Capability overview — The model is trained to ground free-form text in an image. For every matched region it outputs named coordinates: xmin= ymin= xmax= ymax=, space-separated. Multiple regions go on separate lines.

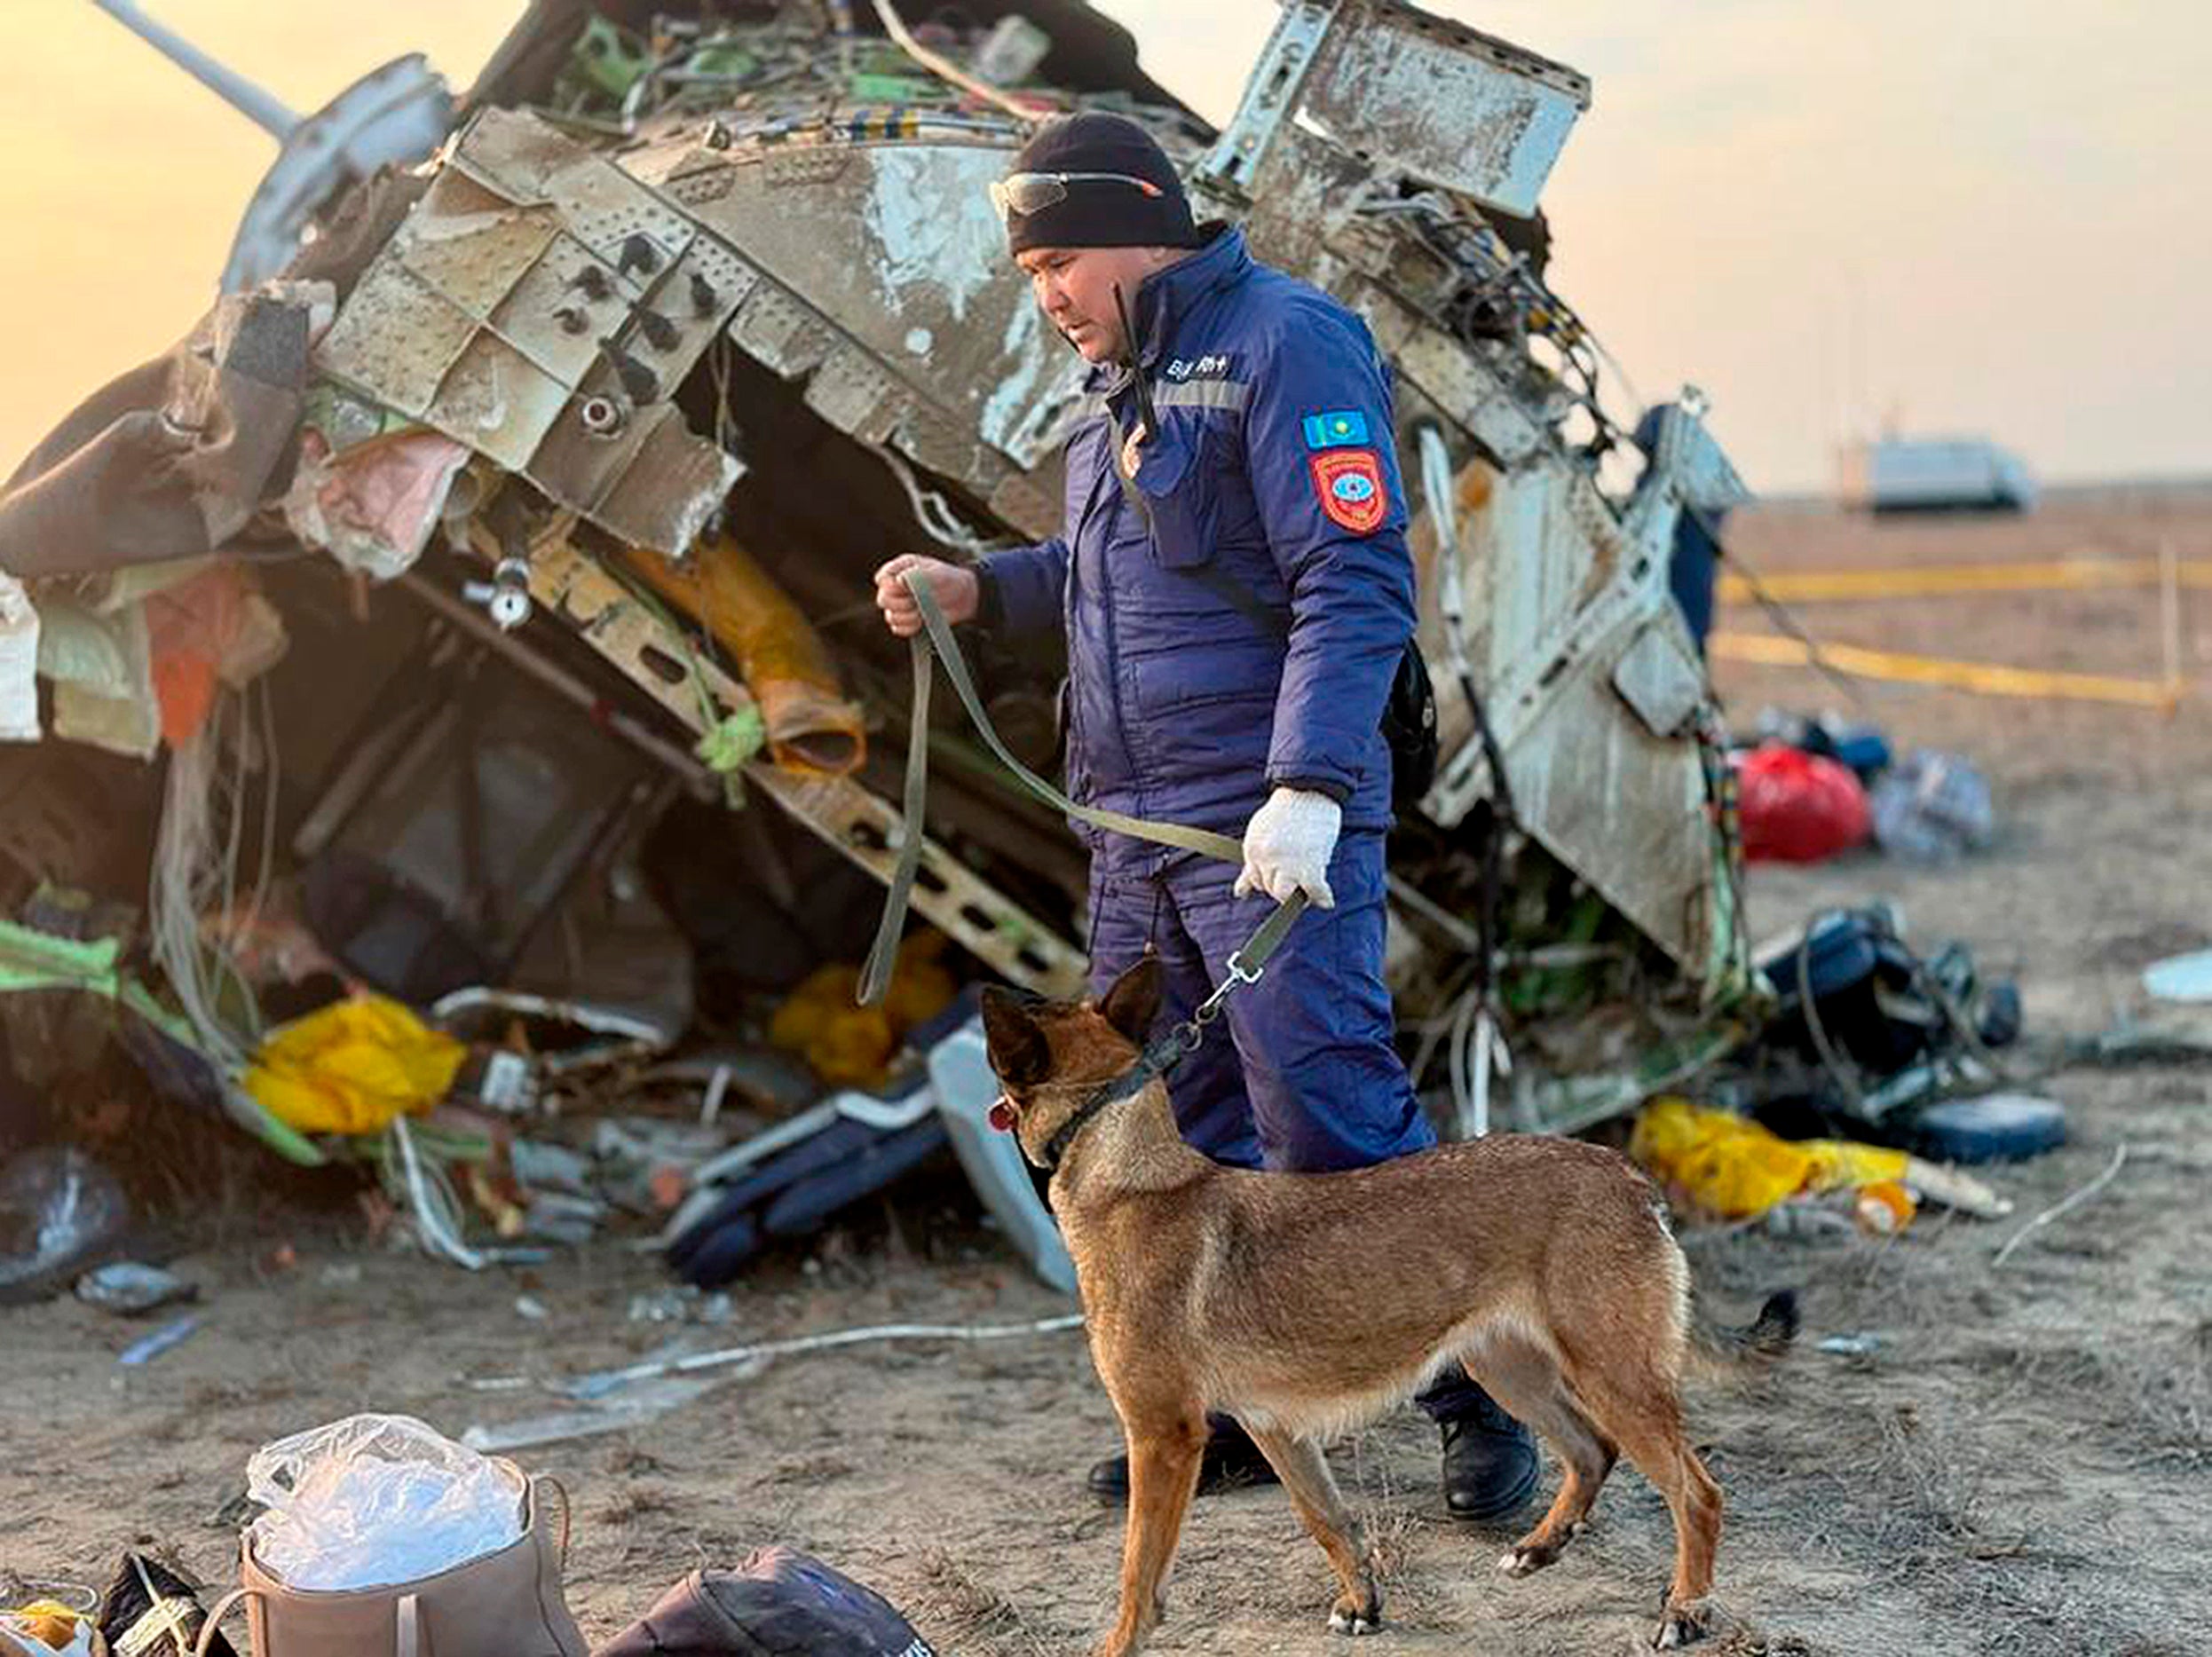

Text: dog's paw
xmin=1497 ymin=1543 xmax=1558 ymax=1578
xmin=1328 ymin=1587 xmax=1382 ymax=1637
xmin=1649 ymin=1599 xmax=1711 ymax=1649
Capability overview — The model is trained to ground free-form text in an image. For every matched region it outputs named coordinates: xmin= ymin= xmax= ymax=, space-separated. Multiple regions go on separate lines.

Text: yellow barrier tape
xmin=1710 ymin=631 xmax=2185 ymax=709
xmin=1718 ymin=556 xmax=2212 ymax=605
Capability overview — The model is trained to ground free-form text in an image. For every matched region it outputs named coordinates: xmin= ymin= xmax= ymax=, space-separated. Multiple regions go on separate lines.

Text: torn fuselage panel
xmin=314 ymin=107 xmax=747 ymax=556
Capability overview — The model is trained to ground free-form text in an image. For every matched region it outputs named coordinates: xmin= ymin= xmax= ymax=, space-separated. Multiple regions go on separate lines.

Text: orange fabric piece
xmin=619 ymin=535 xmax=865 ymax=776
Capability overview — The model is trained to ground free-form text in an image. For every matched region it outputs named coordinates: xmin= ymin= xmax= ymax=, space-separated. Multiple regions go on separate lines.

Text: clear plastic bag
xmin=247 ymin=1414 xmax=524 ymax=1590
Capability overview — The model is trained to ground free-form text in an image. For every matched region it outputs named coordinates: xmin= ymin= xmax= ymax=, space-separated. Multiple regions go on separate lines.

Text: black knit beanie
xmin=1001 ymin=113 xmax=1198 ymax=255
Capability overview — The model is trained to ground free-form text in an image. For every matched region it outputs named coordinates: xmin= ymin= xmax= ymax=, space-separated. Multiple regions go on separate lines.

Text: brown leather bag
xmin=193 ymin=1465 xmax=587 ymax=1657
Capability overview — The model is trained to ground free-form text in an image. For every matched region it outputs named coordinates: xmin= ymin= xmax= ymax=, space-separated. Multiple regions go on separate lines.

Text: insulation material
xmin=145 ymin=563 xmax=291 ymax=748
xmin=282 ymin=428 xmax=474 ymax=581
xmin=40 ymin=599 xmax=159 ymax=760
xmin=617 ymin=535 xmax=866 ymax=777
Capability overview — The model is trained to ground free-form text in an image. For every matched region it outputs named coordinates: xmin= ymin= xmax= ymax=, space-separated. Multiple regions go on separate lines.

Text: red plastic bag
xmin=1734 ymin=745 xmax=1871 ymax=864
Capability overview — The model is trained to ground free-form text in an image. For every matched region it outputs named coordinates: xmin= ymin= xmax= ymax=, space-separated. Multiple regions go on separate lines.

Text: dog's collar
xmin=1032 ymin=896 xmax=1310 ymax=1172
xmin=1038 ymin=1024 xmax=1197 ymax=1172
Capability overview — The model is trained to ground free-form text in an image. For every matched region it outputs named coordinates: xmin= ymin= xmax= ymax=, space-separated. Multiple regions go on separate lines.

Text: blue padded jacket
xmin=981 ymin=226 xmax=1416 ymax=871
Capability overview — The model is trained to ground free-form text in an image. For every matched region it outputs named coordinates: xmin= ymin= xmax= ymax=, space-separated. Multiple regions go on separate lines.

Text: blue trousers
xmin=1086 ymin=831 xmax=1483 ymax=1423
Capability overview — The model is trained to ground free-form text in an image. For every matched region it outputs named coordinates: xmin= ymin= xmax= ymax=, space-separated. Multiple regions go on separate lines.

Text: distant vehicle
xmin=1838 ymin=437 xmax=2038 ymax=514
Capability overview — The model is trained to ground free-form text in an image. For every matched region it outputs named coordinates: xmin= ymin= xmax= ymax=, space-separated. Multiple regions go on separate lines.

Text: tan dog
xmin=981 ymin=959 xmax=1794 ymax=1656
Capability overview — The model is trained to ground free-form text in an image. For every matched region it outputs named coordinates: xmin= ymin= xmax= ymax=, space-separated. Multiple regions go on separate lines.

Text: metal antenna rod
xmin=88 ymin=0 xmax=300 ymax=140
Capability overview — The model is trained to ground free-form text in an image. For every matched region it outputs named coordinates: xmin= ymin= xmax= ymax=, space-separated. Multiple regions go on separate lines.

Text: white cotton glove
xmin=1235 ymin=787 xmax=1342 ymax=908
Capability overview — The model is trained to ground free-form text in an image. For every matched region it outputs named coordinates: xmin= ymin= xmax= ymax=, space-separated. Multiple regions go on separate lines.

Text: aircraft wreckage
xmin=1 ymin=0 xmax=1755 ymax=1270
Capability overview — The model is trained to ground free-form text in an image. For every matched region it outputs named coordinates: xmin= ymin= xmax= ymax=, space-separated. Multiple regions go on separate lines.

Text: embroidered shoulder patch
xmin=1301 ymin=410 xmax=1371 ymax=450
xmin=1309 ymin=448 xmax=1388 ymax=533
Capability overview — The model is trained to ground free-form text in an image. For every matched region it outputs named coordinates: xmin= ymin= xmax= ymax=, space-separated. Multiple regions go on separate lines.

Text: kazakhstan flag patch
xmin=1300 ymin=410 xmax=1371 ymax=451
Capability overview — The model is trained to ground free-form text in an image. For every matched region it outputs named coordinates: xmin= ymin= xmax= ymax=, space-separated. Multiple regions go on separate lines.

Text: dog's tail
xmin=1688 ymin=1289 xmax=1800 ymax=1379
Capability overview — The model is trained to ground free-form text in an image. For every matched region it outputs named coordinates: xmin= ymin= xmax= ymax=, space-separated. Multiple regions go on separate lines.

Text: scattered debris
xmin=1631 ymin=1097 xmax=2011 ymax=1226
xmin=0 ymin=0 xmax=1774 ymax=1236
xmin=592 ymin=1550 xmax=930 ymax=1657
xmin=2060 ymin=1022 xmax=2212 ymax=1067
xmin=1740 ymin=905 xmax=2022 ymax=1128
xmin=567 ymin=1312 xmax=1088 ymax=1401
xmin=1752 ymin=708 xmax=1892 ymax=783
xmin=95 ymin=1551 xmax=239 ymax=1657
xmin=75 ymin=1261 xmax=197 ymax=1317
xmin=1869 ymin=750 xmax=1996 ymax=862
xmin=1734 ymin=745 xmax=1871 ymax=865
xmin=0 ymin=1148 xmax=130 ymax=1306
xmin=1992 ymin=1143 xmax=2130 ymax=1268
xmin=244 ymin=994 xmax=467 ymax=1137
xmin=117 ymin=1314 xmax=203 ymax=1368
xmin=1816 ymin=1333 xmax=1883 ymax=1357
xmin=462 ymin=1370 xmax=746 ymax=1455
xmin=2143 ymin=949 xmax=2212 ymax=1004
xmin=1913 ymin=1093 xmax=2068 ymax=1165
xmin=628 ymin=1285 xmax=734 ymax=1325
xmin=0 ymin=1601 xmax=101 ymax=1657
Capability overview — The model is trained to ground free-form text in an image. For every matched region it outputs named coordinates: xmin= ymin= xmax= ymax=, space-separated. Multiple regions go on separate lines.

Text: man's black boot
xmin=1439 ymin=1391 xmax=1540 ymax=1522
xmin=1086 ymin=1414 xmax=1280 ymax=1503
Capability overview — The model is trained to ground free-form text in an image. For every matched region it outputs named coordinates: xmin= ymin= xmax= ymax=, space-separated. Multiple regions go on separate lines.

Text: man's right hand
xmin=874 ymin=555 xmax=980 ymax=638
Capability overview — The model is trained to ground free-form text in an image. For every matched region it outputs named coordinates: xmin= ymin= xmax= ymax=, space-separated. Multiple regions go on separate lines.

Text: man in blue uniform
xmin=875 ymin=114 xmax=1537 ymax=1521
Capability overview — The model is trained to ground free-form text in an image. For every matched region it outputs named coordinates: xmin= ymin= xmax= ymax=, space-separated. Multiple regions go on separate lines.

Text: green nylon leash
xmin=857 ymin=571 xmax=1306 ymax=1006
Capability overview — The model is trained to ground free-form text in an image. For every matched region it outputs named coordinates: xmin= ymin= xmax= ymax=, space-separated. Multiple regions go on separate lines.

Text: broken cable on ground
xmin=568 ymin=1312 xmax=1086 ymax=1399
xmin=1991 ymin=1142 xmax=2130 ymax=1268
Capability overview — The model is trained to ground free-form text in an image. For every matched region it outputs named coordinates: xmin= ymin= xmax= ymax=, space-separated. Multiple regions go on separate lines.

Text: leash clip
xmin=1189 ymin=958 xmax=1257 ymax=1030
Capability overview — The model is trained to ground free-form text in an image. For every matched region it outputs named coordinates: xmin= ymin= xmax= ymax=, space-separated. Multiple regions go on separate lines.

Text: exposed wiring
xmin=387 ymin=1115 xmax=487 ymax=1272
xmin=871 ymin=0 xmax=1040 ymax=126
xmin=150 ymin=683 xmax=277 ymax=1077
xmin=868 ymin=439 xmax=1009 ymax=558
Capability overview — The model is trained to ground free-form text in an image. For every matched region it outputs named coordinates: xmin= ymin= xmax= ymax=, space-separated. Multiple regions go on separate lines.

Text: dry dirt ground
xmin=5 ymin=493 xmax=2210 ymax=1655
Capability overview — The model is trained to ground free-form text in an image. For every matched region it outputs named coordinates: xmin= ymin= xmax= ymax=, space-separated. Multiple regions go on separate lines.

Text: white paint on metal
xmin=1612 ymin=623 xmax=1707 ymax=738
xmin=905 ymin=327 xmax=934 ymax=355
xmin=1317 ymin=23 xmax=1584 ymax=215
xmin=864 ymin=148 xmax=1003 ymax=325
xmin=979 ymin=296 xmax=1056 ymax=460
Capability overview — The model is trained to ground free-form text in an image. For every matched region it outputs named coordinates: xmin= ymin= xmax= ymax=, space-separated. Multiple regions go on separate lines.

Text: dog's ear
xmin=981 ymin=986 xmax=1051 ymax=1086
xmin=1097 ymin=955 xmax=1164 ymax=1047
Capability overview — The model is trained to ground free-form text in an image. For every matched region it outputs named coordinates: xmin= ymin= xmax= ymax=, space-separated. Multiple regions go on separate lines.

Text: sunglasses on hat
xmin=988 ymin=170 xmax=1164 ymax=225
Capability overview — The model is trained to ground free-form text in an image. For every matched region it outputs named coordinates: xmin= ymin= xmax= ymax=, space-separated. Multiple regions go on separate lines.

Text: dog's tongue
xmin=987 ymin=1099 xmax=1018 ymax=1132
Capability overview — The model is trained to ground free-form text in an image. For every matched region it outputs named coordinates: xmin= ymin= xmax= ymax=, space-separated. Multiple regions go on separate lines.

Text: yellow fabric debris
xmin=244 ymin=995 xmax=467 ymax=1136
xmin=0 ymin=1602 xmax=99 ymax=1655
xmin=770 ymin=931 xmax=956 ymax=1090
xmin=1630 ymin=1096 xmax=1910 ymax=1221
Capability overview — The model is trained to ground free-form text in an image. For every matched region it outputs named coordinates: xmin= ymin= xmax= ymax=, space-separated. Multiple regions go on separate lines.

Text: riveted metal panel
xmin=428 ymin=331 xmax=570 ymax=471
xmin=317 ymin=258 xmax=478 ymax=418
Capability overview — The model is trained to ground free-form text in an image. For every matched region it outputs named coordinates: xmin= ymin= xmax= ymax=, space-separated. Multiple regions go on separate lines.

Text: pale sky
xmin=2 ymin=2 xmax=2204 ymax=495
